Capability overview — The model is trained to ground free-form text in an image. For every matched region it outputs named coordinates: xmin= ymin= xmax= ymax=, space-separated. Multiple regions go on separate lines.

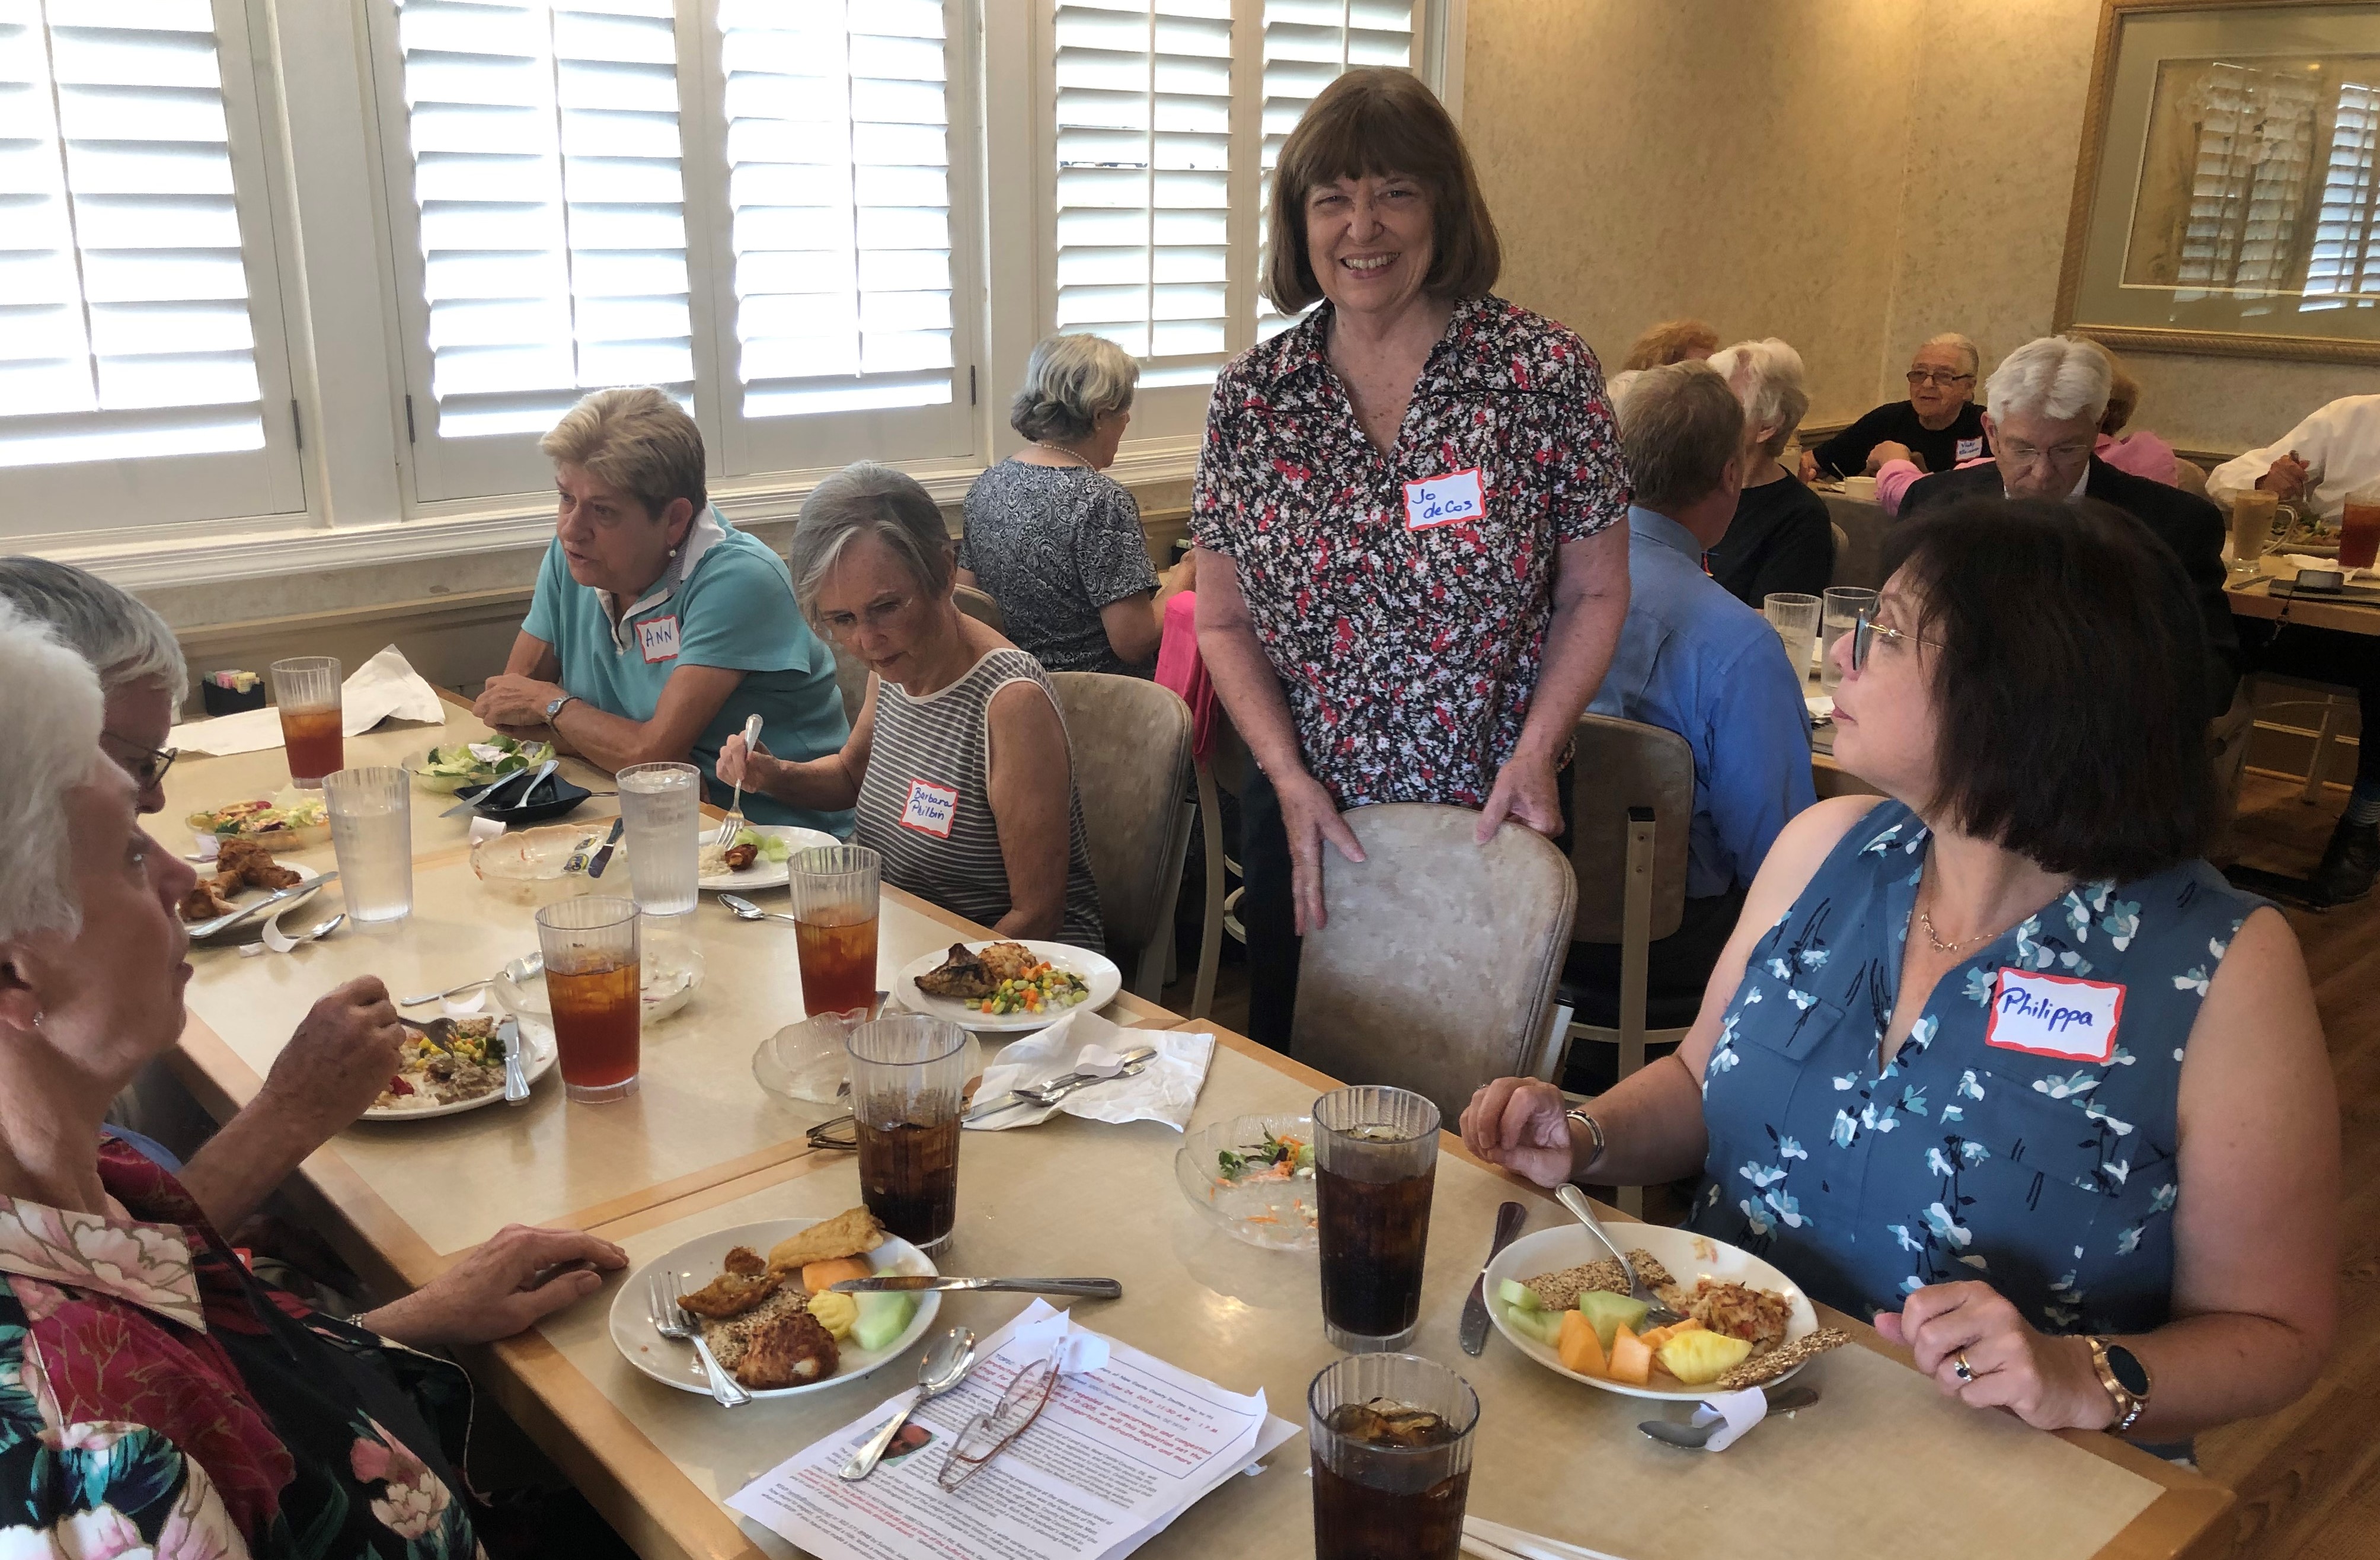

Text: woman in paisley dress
xmin=0 ymin=599 xmax=627 ymax=1556
xmin=1464 ymin=498 xmax=2337 ymax=1448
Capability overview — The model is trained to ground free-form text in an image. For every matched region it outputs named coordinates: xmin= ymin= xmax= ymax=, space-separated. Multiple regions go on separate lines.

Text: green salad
xmin=411 ymin=736 xmax=554 ymax=792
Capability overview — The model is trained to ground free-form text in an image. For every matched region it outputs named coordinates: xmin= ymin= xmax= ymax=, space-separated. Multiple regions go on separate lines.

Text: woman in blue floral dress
xmin=1465 ymin=499 xmax=2339 ymax=1448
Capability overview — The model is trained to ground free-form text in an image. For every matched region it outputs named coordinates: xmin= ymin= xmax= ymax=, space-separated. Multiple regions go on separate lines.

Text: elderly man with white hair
xmin=1901 ymin=333 xmax=2241 ymax=719
xmin=1803 ymin=331 xmax=1991 ymax=480
xmin=1703 ymin=337 xmax=1834 ymax=606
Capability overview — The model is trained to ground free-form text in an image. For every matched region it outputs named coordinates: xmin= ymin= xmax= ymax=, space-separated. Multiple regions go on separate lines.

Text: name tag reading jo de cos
xmin=1403 ymin=468 xmax=1487 ymax=531
xmin=1983 ymin=967 xmax=2124 ymax=1064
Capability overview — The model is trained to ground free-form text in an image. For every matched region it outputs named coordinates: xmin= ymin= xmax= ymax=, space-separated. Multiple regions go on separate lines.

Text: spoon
xmin=720 ymin=892 xmax=801 ymax=926
xmin=1638 ymin=1385 xmax=1820 ymax=1449
xmin=1554 ymin=1185 xmax=1682 ymax=1327
xmin=290 ymin=912 xmax=345 ymax=946
xmin=839 ymin=1326 xmax=980 ymax=1481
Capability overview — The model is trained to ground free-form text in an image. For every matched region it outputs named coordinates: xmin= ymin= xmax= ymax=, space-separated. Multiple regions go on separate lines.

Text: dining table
xmin=2224 ymin=548 xmax=2380 ymax=637
xmin=156 ymin=694 xmax=2230 ymax=1560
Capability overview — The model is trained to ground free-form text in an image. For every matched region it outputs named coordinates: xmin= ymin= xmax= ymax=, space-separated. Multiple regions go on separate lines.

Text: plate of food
xmin=697 ymin=824 xmax=840 ymax=892
xmin=186 ymin=792 xmax=330 ymax=849
xmin=1174 ymin=1114 xmax=1319 ymax=1251
xmin=403 ymin=737 xmax=555 ymax=795
xmin=609 ymin=1207 xmax=941 ymax=1400
xmin=178 ymin=841 xmax=327 ymax=938
xmin=895 ymin=939 xmax=1122 ymax=1033
xmin=1483 ymin=1223 xmax=1848 ymax=1401
xmin=363 ymin=1016 xmax=554 ymax=1120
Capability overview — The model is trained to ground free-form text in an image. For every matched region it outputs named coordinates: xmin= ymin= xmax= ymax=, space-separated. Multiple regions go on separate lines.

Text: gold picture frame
xmin=2058 ymin=0 xmax=2380 ymax=365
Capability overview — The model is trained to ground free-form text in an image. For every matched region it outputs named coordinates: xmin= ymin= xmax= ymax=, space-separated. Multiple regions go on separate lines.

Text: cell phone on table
xmin=2293 ymin=567 xmax=2346 ymax=595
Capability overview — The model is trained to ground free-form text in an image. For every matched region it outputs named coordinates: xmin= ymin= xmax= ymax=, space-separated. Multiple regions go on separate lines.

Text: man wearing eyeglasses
xmin=1801 ymin=333 xmax=1991 ymax=481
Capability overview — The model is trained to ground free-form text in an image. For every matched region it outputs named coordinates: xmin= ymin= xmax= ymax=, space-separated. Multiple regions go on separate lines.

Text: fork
xmin=645 ymin=1270 xmax=751 ymax=1407
xmin=1555 ymin=1185 xmax=1684 ymax=1327
xmin=712 ymin=713 xmax=763 ymax=850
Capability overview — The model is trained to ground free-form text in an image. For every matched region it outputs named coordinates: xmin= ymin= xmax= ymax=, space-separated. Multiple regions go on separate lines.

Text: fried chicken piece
xmin=733 ymin=1309 xmax=839 ymax=1390
xmin=677 ymin=1269 xmax=781 ymax=1319
xmin=721 ymin=841 xmax=759 ymax=872
xmin=977 ymin=942 xmax=1039 ymax=983
xmin=180 ymin=882 xmax=238 ymax=922
xmin=915 ymin=942 xmax=996 ymax=999
xmin=215 ymin=838 xmax=300 ymax=892
xmin=765 ymin=1207 xmax=886 ymax=1273
xmin=723 ymin=1245 xmax=766 ymax=1277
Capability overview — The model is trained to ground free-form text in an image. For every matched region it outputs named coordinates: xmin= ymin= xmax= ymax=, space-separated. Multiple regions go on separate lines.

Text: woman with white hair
xmin=958 ymin=334 xmax=1191 ymax=675
xmin=1702 ymin=339 xmax=1834 ymax=607
xmin=0 ymin=598 xmax=625 ymax=1553
xmin=719 ymin=463 xmax=1106 ymax=949
xmin=1804 ymin=332 xmax=1990 ymax=480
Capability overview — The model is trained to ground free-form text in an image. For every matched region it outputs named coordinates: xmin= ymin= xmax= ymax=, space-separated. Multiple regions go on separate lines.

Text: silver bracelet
xmin=1566 ymin=1106 xmax=1607 ymax=1178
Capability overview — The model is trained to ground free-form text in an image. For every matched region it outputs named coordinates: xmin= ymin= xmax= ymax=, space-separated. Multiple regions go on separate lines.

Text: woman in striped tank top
xmin=717 ymin=464 xmax=1106 ymax=949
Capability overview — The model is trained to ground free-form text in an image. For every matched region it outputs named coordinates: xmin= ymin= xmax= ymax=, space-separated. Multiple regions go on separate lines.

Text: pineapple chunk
xmin=1657 ymin=1329 xmax=1755 ymax=1386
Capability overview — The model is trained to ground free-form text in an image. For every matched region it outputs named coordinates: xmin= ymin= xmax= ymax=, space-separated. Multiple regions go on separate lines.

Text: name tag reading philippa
xmin=899 ymin=777 xmax=959 ymax=839
xmin=1983 ymin=968 xmax=2124 ymax=1063
xmin=1403 ymin=468 xmax=1485 ymax=531
xmin=636 ymin=614 xmax=682 ymax=663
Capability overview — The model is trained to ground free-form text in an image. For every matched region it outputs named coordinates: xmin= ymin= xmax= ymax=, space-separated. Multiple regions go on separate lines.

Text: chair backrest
xmin=1292 ymin=803 xmax=1577 ymax=1124
xmin=1823 ymin=493 xmax=1887 ymax=589
xmin=1567 ymin=713 xmax=1695 ymax=944
xmin=2173 ymin=456 xmax=2209 ymax=499
xmin=1049 ymin=671 xmax=1193 ymax=964
xmin=832 ymin=646 xmax=873 ymax=724
xmin=954 ymin=583 xmax=1005 ymax=630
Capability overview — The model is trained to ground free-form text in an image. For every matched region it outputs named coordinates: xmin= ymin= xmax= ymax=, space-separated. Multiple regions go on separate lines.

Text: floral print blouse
xmin=1189 ymin=295 xmax=1630 ymax=808
xmin=1688 ymin=801 xmax=2260 ymax=1339
xmin=0 ymin=1141 xmax=481 ymax=1558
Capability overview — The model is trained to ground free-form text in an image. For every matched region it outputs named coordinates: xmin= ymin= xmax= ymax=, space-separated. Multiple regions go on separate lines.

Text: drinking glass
xmin=846 ymin=1013 xmax=967 ymax=1252
xmin=322 ymin=766 xmax=412 ymax=923
xmin=269 ymin=656 xmax=343 ymax=789
xmin=791 ymin=845 xmax=881 ymax=1020
xmin=618 ymin=761 xmax=700 ymax=916
xmin=1308 ymin=1353 xmax=1479 ymax=1560
xmin=1313 ymin=1085 xmax=1440 ymax=1351
xmin=2228 ymin=490 xmax=2279 ymax=575
xmin=536 ymin=895 xmax=641 ymax=1103
xmin=1819 ymin=586 xmax=1877 ymax=694
xmin=2341 ymin=484 xmax=2380 ymax=573
xmin=1764 ymin=592 xmax=1822 ymax=685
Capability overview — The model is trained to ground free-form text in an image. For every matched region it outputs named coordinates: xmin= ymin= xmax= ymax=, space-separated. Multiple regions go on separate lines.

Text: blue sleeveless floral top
xmin=1686 ymin=801 xmax=2260 ymax=1337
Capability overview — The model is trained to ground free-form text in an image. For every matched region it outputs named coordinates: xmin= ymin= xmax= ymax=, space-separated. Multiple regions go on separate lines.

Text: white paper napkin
xmin=170 ymin=645 xmax=449 ymax=756
xmin=1685 ymin=1386 xmax=1769 ymax=1451
xmin=965 ymin=1007 xmax=1215 ymax=1132
xmin=2278 ymin=551 xmax=2378 ymax=580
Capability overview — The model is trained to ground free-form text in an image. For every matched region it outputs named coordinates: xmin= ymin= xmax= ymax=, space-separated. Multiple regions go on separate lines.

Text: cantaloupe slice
xmin=1557 ymin=1309 xmax=1607 ymax=1377
xmin=1637 ymin=1317 xmax=1705 ymax=1351
xmin=1606 ymin=1322 xmax=1654 ymax=1386
xmin=801 ymin=1256 xmax=873 ymax=1293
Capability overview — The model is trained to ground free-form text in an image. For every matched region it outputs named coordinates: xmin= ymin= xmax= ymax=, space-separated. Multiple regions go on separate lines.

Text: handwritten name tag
xmin=1983 ymin=968 xmax=2124 ymax=1063
xmin=637 ymin=614 xmax=682 ymax=663
xmin=1403 ymin=468 xmax=1486 ymax=531
xmin=898 ymin=777 xmax=959 ymax=839
xmin=1955 ymin=436 xmax=1985 ymax=462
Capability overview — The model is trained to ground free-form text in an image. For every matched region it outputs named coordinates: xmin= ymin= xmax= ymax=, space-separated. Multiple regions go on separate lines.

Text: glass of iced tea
xmin=1308 ymin=1353 xmax=1478 ymax=1560
xmin=2340 ymin=484 xmax=2380 ymax=573
xmin=845 ymin=1014 xmax=966 ymax=1252
xmin=790 ymin=844 xmax=880 ymax=1020
xmin=1314 ymin=1085 xmax=1440 ymax=1351
xmin=535 ymin=895 xmax=641 ymax=1103
xmin=269 ymin=656 xmax=343 ymax=789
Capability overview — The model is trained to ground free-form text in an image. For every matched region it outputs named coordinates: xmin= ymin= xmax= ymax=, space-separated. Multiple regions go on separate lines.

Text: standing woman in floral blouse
xmin=1191 ymin=68 xmax=1631 ymax=1048
xmin=1464 ymin=500 xmax=2338 ymax=1452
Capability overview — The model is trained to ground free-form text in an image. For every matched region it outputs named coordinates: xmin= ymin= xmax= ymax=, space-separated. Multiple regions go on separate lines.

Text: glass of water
xmin=618 ymin=761 xmax=701 ymax=916
xmin=1764 ymin=592 xmax=1822 ymax=687
xmin=322 ymin=766 xmax=413 ymax=923
xmin=1819 ymin=586 xmax=1877 ymax=693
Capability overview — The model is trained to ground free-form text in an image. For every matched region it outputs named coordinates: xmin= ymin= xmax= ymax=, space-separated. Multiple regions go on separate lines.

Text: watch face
xmin=2106 ymin=1344 xmax=2149 ymax=1395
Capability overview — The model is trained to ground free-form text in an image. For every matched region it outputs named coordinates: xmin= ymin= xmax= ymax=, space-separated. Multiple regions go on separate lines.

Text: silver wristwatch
xmin=1565 ymin=1106 xmax=1607 ymax=1177
xmin=545 ymin=693 xmax=579 ymax=724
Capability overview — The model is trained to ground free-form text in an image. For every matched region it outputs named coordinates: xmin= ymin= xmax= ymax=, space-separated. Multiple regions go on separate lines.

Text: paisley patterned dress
xmin=1688 ymin=800 xmax=2262 ymax=1340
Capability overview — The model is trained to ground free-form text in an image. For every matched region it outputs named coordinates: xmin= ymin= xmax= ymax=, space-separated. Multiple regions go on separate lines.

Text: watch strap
xmin=546 ymin=693 xmax=579 ymax=723
xmin=1564 ymin=1106 xmax=1607 ymax=1178
xmin=2087 ymin=1336 xmax=2148 ymax=1434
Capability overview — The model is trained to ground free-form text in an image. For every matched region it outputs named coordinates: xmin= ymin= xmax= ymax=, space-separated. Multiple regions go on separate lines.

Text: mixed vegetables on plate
xmin=973 ymin=959 xmax=1091 ymax=1017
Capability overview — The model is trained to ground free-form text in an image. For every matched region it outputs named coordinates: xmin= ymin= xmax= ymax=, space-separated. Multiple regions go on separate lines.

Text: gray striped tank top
xmin=855 ymin=647 xmax=1106 ymax=951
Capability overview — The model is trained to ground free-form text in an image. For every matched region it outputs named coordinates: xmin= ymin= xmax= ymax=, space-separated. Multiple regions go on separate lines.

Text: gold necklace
xmin=1917 ymin=908 xmax=2000 ymax=956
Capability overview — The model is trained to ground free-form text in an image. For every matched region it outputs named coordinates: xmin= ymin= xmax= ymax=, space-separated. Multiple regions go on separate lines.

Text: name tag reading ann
xmin=898 ymin=777 xmax=959 ymax=838
xmin=1403 ymin=468 xmax=1486 ymax=531
xmin=1983 ymin=968 xmax=2124 ymax=1063
xmin=637 ymin=614 xmax=682 ymax=663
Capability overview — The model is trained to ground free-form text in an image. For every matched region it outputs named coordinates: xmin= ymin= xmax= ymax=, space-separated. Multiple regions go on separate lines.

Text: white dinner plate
xmin=893 ymin=939 xmax=1123 ymax=1033
xmin=697 ymin=825 xmax=842 ymax=893
xmin=188 ymin=862 xmax=328 ymax=942
xmin=359 ymin=1019 xmax=557 ymax=1121
xmin=1483 ymin=1222 xmax=1822 ymax=1401
xmin=609 ymin=1217 xmax=942 ymax=1401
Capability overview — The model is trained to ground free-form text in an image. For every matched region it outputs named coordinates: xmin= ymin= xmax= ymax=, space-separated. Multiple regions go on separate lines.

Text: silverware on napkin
xmin=1459 ymin=1200 xmax=1529 ymax=1356
xmin=832 ymin=1275 xmax=1123 ymax=1300
xmin=964 ymin=1046 xmax=1159 ymax=1122
xmin=498 ymin=1015 xmax=531 ymax=1105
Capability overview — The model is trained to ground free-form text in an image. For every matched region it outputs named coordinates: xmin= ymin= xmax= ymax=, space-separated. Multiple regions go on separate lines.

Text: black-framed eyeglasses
xmin=1905 ymin=369 xmax=1975 ymax=388
xmin=1848 ymin=610 xmax=1945 ymax=673
xmin=101 ymin=730 xmax=178 ymax=790
xmin=938 ymin=1350 xmax=1062 ymax=1489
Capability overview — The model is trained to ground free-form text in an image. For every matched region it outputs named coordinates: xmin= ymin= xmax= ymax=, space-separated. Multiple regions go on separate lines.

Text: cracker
xmin=1712 ymin=1326 xmax=1851 ymax=1391
xmin=1522 ymin=1249 xmax=1676 ymax=1310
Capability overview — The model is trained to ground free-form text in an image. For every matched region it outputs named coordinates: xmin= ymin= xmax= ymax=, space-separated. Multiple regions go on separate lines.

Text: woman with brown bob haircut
xmin=1192 ymin=66 xmax=1632 ymax=1049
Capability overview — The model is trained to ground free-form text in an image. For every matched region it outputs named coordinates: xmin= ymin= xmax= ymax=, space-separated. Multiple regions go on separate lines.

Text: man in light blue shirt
xmin=1569 ymin=363 xmax=1814 ymax=1068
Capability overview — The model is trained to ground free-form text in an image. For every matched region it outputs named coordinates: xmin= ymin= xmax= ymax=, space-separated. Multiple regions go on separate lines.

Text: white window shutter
xmin=1257 ymin=0 xmax=1411 ymax=338
xmin=0 ymin=0 xmax=267 ymax=468
xmin=391 ymin=0 xmax=692 ymax=441
xmin=720 ymin=0 xmax=956 ymax=419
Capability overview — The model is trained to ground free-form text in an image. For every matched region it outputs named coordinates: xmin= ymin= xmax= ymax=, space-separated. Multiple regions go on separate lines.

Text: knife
xmin=584 ymin=816 xmax=627 ymax=878
xmin=441 ymin=758 xmax=557 ymax=819
xmin=498 ymin=1015 xmax=531 ymax=1105
xmin=963 ymin=1046 xmax=1159 ymax=1123
xmin=187 ymin=872 xmax=342 ymax=939
xmin=832 ymin=1276 xmax=1123 ymax=1300
xmin=1459 ymin=1200 xmax=1530 ymax=1355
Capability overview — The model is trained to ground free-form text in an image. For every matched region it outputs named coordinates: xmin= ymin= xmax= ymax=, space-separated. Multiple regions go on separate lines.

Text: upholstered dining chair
xmin=1292 ymin=803 xmax=1577 ymax=1127
xmin=1049 ymin=672 xmax=1202 ymax=1005
xmin=954 ymin=583 xmax=1005 ymax=631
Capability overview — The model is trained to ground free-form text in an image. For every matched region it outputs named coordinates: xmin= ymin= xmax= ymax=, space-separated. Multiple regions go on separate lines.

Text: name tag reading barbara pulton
xmin=1403 ymin=468 xmax=1485 ymax=531
xmin=1983 ymin=967 xmax=2124 ymax=1063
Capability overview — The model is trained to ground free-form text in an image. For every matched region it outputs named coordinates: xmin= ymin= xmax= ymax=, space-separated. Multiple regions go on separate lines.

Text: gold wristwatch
xmin=2087 ymin=1337 xmax=2151 ymax=1434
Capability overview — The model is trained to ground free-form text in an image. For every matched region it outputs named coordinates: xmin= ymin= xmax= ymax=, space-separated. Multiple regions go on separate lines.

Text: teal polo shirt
xmin=522 ymin=506 xmax=853 ymax=837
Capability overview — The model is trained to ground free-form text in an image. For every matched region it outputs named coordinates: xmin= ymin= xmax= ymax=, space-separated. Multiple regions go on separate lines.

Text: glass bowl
xmin=1173 ymin=1113 xmax=1321 ymax=1252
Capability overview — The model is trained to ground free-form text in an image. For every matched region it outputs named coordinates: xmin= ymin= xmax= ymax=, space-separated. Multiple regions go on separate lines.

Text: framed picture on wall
xmin=2058 ymin=0 xmax=2380 ymax=364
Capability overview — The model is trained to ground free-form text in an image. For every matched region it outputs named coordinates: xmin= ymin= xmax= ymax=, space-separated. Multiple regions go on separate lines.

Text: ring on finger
xmin=1952 ymin=1351 xmax=1976 ymax=1385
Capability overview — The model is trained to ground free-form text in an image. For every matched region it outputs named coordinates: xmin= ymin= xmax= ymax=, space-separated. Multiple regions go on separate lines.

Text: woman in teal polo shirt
xmin=472 ymin=388 xmax=852 ymax=837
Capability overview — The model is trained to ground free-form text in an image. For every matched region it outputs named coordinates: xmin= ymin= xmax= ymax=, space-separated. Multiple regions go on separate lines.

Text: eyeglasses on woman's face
xmin=101 ymin=729 xmax=178 ymax=791
xmin=1848 ymin=608 xmax=1946 ymax=674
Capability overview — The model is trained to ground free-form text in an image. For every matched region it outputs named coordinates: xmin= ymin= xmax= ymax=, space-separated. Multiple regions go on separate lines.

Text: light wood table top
xmin=2225 ymin=553 xmax=2380 ymax=636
